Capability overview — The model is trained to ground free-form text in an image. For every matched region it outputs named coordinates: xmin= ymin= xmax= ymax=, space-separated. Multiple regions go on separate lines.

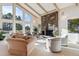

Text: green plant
xmin=68 ymin=18 xmax=79 ymax=33
xmin=0 ymin=32 xmax=5 ymax=41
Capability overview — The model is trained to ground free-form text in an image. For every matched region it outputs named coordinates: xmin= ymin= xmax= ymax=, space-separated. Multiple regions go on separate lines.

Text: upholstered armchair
xmin=7 ymin=38 xmax=27 ymax=56
xmin=7 ymin=36 xmax=35 ymax=56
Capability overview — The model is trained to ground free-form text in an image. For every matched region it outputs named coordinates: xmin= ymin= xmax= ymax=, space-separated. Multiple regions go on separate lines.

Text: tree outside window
xmin=16 ymin=7 xmax=23 ymax=20
xmin=3 ymin=23 xmax=13 ymax=31
xmin=16 ymin=23 xmax=22 ymax=30
xmin=2 ymin=4 xmax=13 ymax=19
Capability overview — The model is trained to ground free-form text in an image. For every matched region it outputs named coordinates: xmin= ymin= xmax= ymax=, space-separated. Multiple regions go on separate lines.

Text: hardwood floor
xmin=0 ymin=41 xmax=79 ymax=56
xmin=30 ymin=42 xmax=79 ymax=56
xmin=30 ymin=46 xmax=79 ymax=56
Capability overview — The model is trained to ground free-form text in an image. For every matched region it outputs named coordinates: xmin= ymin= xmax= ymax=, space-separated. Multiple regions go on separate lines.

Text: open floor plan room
xmin=0 ymin=3 xmax=79 ymax=56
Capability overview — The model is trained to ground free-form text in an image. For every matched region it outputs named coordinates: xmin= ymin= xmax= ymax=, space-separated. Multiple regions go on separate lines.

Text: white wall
xmin=59 ymin=5 xmax=79 ymax=43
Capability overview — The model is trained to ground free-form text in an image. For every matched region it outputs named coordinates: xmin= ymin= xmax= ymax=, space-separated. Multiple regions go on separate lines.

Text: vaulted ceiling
xmin=18 ymin=3 xmax=78 ymax=17
xmin=25 ymin=3 xmax=75 ymax=16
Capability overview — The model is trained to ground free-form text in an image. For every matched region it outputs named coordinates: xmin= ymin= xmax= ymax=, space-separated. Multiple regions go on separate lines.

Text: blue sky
xmin=2 ymin=5 xmax=32 ymax=21
xmin=2 ymin=6 xmax=12 ymax=14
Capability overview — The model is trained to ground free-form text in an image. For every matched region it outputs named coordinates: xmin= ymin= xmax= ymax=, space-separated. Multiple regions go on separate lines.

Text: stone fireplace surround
xmin=41 ymin=11 xmax=58 ymax=36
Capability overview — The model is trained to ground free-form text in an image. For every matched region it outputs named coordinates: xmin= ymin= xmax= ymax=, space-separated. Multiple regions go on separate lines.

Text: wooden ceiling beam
xmin=17 ymin=3 xmax=40 ymax=18
xmin=53 ymin=3 xmax=60 ymax=11
xmin=25 ymin=3 xmax=41 ymax=16
xmin=37 ymin=3 xmax=48 ymax=13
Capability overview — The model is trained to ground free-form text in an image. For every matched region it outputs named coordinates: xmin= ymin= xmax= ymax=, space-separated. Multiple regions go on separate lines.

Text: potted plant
xmin=0 ymin=32 xmax=5 ymax=41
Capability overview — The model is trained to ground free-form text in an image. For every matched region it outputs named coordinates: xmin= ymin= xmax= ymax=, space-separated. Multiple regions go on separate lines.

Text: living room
xmin=0 ymin=3 xmax=79 ymax=56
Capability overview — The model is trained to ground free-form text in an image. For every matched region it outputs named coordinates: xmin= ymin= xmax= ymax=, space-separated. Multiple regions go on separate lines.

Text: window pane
xmin=3 ymin=23 xmax=13 ymax=31
xmin=25 ymin=24 xmax=31 ymax=35
xmin=2 ymin=5 xmax=13 ymax=19
xmin=16 ymin=7 xmax=23 ymax=20
xmin=16 ymin=23 xmax=22 ymax=30
xmin=24 ymin=13 xmax=32 ymax=22
xmin=25 ymin=26 xmax=30 ymax=30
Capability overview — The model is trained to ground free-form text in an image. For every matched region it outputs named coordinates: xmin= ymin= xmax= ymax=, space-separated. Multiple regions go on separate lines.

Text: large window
xmin=2 ymin=4 xmax=13 ymax=19
xmin=3 ymin=23 xmax=13 ymax=31
xmin=16 ymin=7 xmax=23 ymax=20
xmin=24 ymin=13 xmax=32 ymax=22
xmin=24 ymin=13 xmax=32 ymax=34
